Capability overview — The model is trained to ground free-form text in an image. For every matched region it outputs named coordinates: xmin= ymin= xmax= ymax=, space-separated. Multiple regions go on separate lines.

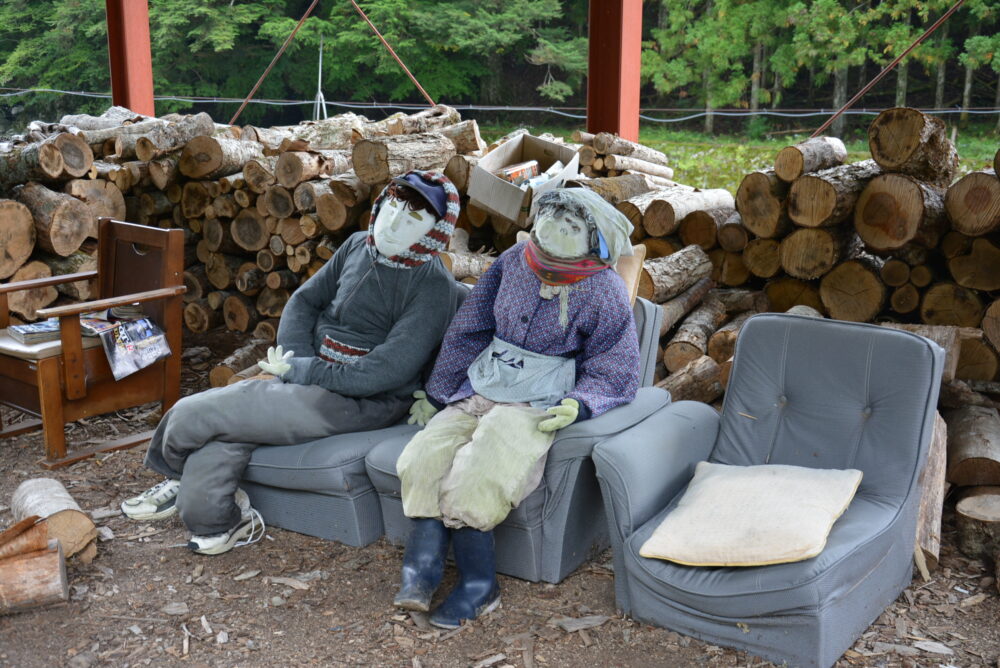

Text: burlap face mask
xmin=532 ymin=209 xmax=590 ymax=260
xmin=372 ymin=197 xmax=436 ymax=258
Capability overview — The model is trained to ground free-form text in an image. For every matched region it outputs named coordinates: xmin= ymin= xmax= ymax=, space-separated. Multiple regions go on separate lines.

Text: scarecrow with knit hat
xmin=394 ymin=187 xmax=641 ymax=629
xmin=120 ymin=170 xmax=461 ymax=556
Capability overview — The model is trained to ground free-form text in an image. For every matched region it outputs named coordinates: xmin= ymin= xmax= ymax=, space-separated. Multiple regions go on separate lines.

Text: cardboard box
xmin=468 ymin=134 xmax=580 ymax=227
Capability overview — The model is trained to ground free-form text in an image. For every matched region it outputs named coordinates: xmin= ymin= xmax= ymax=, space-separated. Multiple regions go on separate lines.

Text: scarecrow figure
xmin=121 ymin=171 xmax=460 ymax=555
xmin=394 ymin=188 xmax=641 ymax=628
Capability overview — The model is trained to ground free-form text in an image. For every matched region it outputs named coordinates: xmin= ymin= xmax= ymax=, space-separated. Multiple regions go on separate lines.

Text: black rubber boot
xmin=429 ymin=527 xmax=501 ymax=629
xmin=393 ymin=518 xmax=450 ymax=612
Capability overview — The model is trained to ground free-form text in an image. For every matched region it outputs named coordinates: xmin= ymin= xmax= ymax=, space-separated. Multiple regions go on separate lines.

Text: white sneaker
xmin=121 ymin=479 xmax=181 ymax=520
xmin=187 ymin=489 xmax=266 ymax=556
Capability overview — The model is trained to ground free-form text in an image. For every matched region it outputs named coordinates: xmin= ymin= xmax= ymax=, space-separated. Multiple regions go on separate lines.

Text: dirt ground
xmin=2 ymin=331 xmax=1000 ymax=668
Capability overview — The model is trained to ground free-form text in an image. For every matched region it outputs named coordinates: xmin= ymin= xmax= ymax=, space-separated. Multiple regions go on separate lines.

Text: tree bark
xmin=12 ymin=478 xmax=96 ymax=559
xmin=659 ymin=277 xmax=714 ymax=336
xmin=243 ymin=156 xmax=280 ymax=194
xmin=663 ymin=296 xmax=727 ymax=372
xmin=35 ymin=250 xmax=97 ymax=300
xmin=179 ymin=136 xmax=264 ymax=179
xmin=592 ymin=133 xmax=670 ymax=167
xmin=568 ymin=174 xmax=662 ymax=205
xmin=707 ymin=310 xmax=758 ymax=363
xmin=205 ymin=253 xmax=245 ymax=290
xmin=64 ymin=179 xmax=126 ymax=225
xmin=445 ymin=154 xmax=479 ymax=193
xmin=351 ymin=133 xmax=456 ymax=185
xmin=638 ymin=245 xmax=713 ymax=303
xmin=915 ymin=413 xmax=947 ymax=573
xmin=209 ymin=339 xmax=270 ymax=387
xmin=0 ymin=141 xmax=64 ymax=190
xmin=0 ymin=539 xmax=67 ymax=615
xmin=134 ymin=112 xmax=215 ymax=161
xmin=434 ymin=119 xmax=486 ymax=155
xmin=644 ymin=188 xmax=733 ymax=237
xmin=868 ymin=108 xmax=958 ymax=187
xmin=679 ymin=206 xmax=734 ymax=250
xmin=655 ymin=355 xmax=723 ymax=403
xmin=774 ymin=137 xmax=847 ymax=182
xmin=15 ymin=182 xmax=91 ymax=256
xmin=946 ymin=405 xmax=1000 ymax=486
xmin=788 ymin=160 xmax=881 ymax=227
xmin=0 ymin=199 xmax=35 ymax=279
xmin=275 ymin=150 xmax=350 ymax=188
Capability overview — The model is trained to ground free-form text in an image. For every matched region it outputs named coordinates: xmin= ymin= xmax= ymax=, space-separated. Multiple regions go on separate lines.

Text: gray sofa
xmin=592 ymin=314 xmax=944 ymax=668
xmin=364 ymin=296 xmax=667 ymax=583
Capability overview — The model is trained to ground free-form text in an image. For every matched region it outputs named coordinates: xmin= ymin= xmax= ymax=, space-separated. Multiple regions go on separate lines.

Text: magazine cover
xmin=7 ymin=318 xmax=61 ymax=343
xmin=100 ymin=317 xmax=171 ymax=381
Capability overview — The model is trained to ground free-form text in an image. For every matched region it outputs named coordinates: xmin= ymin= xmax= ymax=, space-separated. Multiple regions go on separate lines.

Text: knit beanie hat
xmin=367 ymin=170 xmax=459 ymax=268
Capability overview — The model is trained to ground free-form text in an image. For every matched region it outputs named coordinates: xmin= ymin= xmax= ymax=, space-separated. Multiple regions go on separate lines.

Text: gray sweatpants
xmin=144 ymin=378 xmax=408 ymax=535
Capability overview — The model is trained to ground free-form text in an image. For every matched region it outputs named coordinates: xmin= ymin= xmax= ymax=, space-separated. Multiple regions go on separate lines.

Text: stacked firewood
xmin=575 ymin=130 xmax=675 ymax=182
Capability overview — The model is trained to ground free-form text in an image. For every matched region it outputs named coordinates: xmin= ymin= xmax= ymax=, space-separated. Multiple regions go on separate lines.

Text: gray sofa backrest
xmin=712 ymin=314 xmax=943 ymax=499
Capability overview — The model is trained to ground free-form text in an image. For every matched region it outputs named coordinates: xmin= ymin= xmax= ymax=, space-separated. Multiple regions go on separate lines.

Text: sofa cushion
xmin=639 ymin=461 xmax=862 ymax=566
xmin=244 ymin=423 xmax=420 ymax=495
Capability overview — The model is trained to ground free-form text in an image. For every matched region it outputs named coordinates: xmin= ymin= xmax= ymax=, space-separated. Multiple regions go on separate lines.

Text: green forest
xmin=0 ymin=0 xmax=998 ymax=136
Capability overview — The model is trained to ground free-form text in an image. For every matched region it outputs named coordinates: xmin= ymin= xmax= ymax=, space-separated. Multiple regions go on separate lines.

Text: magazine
xmin=99 ymin=317 xmax=172 ymax=381
xmin=7 ymin=318 xmax=61 ymax=344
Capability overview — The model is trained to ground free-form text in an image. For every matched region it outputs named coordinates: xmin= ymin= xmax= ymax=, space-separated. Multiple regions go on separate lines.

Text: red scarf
xmin=523 ymin=238 xmax=607 ymax=286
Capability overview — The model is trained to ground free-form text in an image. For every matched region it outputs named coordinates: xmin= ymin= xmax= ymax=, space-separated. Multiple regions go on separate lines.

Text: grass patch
xmin=478 ymin=123 xmax=998 ymax=194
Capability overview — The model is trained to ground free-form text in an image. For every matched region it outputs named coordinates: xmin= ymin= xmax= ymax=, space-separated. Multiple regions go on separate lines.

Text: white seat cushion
xmin=0 ymin=330 xmax=102 ymax=361
xmin=639 ymin=461 xmax=862 ymax=567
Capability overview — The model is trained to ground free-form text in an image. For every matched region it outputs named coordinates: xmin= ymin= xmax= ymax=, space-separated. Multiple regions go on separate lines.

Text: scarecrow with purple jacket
xmin=393 ymin=188 xmax=641 ymax=628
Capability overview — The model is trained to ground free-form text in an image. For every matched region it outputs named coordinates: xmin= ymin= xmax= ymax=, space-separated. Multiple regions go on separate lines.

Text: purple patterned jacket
xmin=425 ymin=242 xmax=640 ymax=420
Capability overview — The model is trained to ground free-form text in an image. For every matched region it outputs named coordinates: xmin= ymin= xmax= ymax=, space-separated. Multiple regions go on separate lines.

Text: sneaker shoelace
xmin=136 ymin=479 xmax=177 ymax=503
xmin=235 ymin=507 xmax=266 ymax=548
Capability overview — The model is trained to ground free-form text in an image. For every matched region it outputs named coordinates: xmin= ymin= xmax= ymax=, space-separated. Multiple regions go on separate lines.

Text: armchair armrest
xmin=593 ymin=400 xmax=719 ymax=614
xmin=35 ymin=286 xmax=186 ymax=319
xmin=594 ymin=400 xmax=719 ymax=545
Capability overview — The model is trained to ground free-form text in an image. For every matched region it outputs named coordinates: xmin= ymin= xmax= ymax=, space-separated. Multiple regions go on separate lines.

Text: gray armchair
xmin=593 ymin=314 xmax=944 ymax=668
xmin=364 ymin=296 xmax=667 ymax=583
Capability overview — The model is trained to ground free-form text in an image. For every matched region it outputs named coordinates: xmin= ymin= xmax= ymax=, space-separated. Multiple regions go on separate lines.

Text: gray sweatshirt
xmin=277 ymin=231 xmax=456 ymax=398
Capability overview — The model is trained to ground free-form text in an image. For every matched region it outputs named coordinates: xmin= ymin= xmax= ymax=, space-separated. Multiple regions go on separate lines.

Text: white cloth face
xmin=533 ymin=208 xmax=590 ymax=259
xmin=372 ymin=197 xmax=436 ymax=258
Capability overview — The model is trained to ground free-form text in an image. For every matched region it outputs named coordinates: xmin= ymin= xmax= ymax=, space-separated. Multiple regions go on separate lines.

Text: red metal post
xmin=105 ymin=0 xmax=155 ymax=116
xmin=586 ymin=0 xmax=642 ymax=142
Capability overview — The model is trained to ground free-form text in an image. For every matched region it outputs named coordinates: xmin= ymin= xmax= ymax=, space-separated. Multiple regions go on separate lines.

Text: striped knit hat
xmin=367 ymin=170 xmax=459 ymax=269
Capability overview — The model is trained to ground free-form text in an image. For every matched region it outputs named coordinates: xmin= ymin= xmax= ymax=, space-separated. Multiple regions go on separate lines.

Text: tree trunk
xmin=183 ymin=299 xmax=222 ymax=333
xmin=223 ymin=293 xmax=259 ymax=333
xmin=708 ymin=249 xmax=749 ymax=287
xmin=0 ymin=200 xmax=36 ymax=279
xmin=351 ymin=133 xmax=456 ymax=185
xmin=663 ymin=296 xmax=727 ymax=372
xmin=638 ymin=245 xmax=714 ymax=303
xmin=0 ymin=539 xmax=67 ymax=615
xmin=0 ymin=141 xmax=64 ymax=190
xmin=275 ymin=150 xmax=350 ymax=189
xmin=569 ymin=174 xmax=659 ymax=205
xmin=736 ymin=170 xmax=790 ymax=238
xmin=880 ymin=258 xmax=910 ymax=287
xmin=181 ymin=181 xmax=210 ymax=219
xmin=750 ymin=41 xmax=763 ymax=113
xmin=234 ymin=263 xmax=266 ymax=297
xmin=243 ymin=156 xmax=280 ymax=194
xmin=890 ymin=283 xmax=921 ymax=315
xmin=715 ymin=211 xmax=749 ymax=252
xmin=773 ymin=137 xmax=847 ymax=183
xmin=788 ymin=160 xmax=881 ymax=227
xmin=949 ymin=237 xmax=1000 ymax=291
xmin=64 ymin=179 xmax=126 ymax=225
xmin=707 ymin=310 xmax=758 ymax=363
xmin=921 ymin=282 xmax=984 ymax=327
xmin=209 ymin=339 xmax=270 ymax=387
xmin=205 ymin=253 xmax=245 ymax=290
xmin=434 ymin=119 xmax=486 ymax=155
xmin=710 ymin=288 xmax=768 ymax=314
xmin=935 ymin=24 xmax=948 ymax=109
xmin=915 ymin=413 xmax=947 ymax=573
xmin=592 ymin=133 xmax=670 ymax=167
xmin=679 ymin=206 xmax=734 ymax=250
xmin=655 ymin=355 xmax=723 ymax=403
xmin=316 ymin=192 xmax=363 ymax=232
xmin=956 ymin=491 xmax=1000 ymax=563
xmin=445 ymin=154 xmax=479 ymax=193
xmin=946 ymin=405 xmax=1000 ymax=486
xmin=256 ymin=287 xmax=291 ymax=318
xmin=855 ymin=174 xmax=947 ymax=251
xmin=779 ymin=227 xmax=850 ymax=279
xmin=292 ymin=179 xmax=333 ymax=213
xmin=265 ymin=185 xmax=296 ymax=220
xmin=659 ymin=277 xmax=714 ymax=336
xmin=253 ymin=318 xmax=281 ymax=343
xmin=15 ymin=182 xmax=91 ymax=256
xmin=134 ymin=112 xmax=215 ymax=161
xmin=644 ymin=189 xmax=733 ymax=237
xmin=615 ymin=186 xmax=691 ymax=235
xmin=179 ymin=136 xmax=264 ymax=179
xmin=12 ymin=478 xmax=96 ymax=558
xmin=743 ymin=238 xmax=782 ymax=279
xmin=945 ymin=170 xmax=1000 ymax=236
xmin=957 ymin=337 xmax=999 ymax=381
xmin=203 ymin=218 xmax=242 ymax=254
xmin=831 ymin=67 xmax=848 ymax=137
xmin=148 ymin=153 xmax=180 ymax=191
xmin=868 ymin=108 xmax=958 ymax=187
xmin=764 ymin=277 xmax=825 ymax=314
xmin=818 ymin=254 xmax=887 ymax=322
xmin=386 ymin=104 xmax=461 ymax=135
xmin=36 ymin=250 xmax=97 ymax=300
